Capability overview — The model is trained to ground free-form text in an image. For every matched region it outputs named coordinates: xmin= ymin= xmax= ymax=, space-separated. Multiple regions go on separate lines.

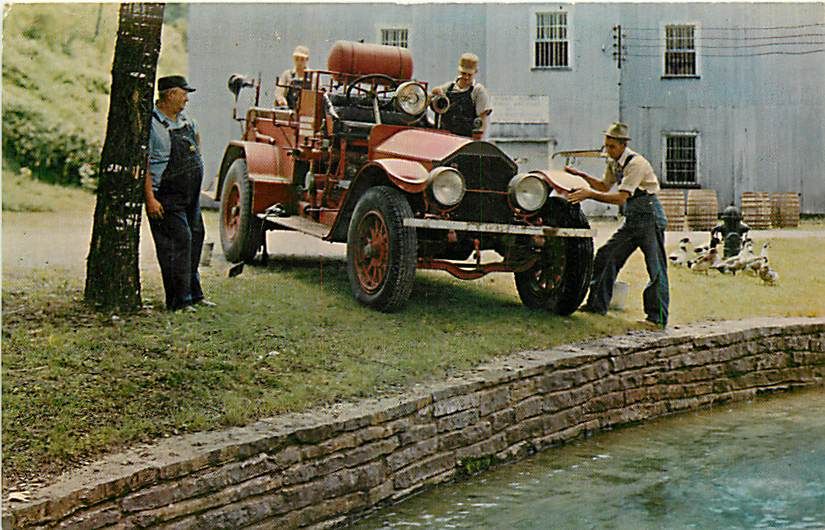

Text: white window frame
xmin=377 ymin=26 xmax=410 ymax=48
xmin=661 ymin=131 xmax=701 ymax=186
xmin=531 ymin=8 xmax=573 ymax=70
xmin=660 ymin=22 xmax=702 ymax=78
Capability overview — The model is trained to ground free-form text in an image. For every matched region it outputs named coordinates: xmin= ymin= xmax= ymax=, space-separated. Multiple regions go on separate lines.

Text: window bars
xmin=381 ymin=28 xmax=409 ymax=48
xmin=665 ymin=134 xmax=697 ymax=184
xmin=535 ymin=12 xmax=569 ymax=68
xmin=665 ymin=24 xmax=696 ymax=76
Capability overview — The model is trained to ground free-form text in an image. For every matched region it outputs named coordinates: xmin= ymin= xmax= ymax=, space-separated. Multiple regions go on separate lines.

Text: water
xmin=354 ymin=389 xmax=825 ymax=529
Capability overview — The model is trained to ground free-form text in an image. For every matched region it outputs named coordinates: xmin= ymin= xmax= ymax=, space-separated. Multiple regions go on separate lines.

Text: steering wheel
xmin=344 ymin=74 xmax=399 ymax=110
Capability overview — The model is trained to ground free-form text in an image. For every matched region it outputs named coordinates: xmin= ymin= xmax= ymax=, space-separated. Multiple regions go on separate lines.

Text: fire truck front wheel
xmin=514 ymin=198 xmax=594 ymax=315
xmin=347 ymin=187 xmax=417 ymax=312
xmin=219 ymin=158 xmax=264 ymax=263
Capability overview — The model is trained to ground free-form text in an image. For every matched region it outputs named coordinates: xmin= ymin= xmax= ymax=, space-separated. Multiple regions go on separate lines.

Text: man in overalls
xmin=275 ymin=45 xmax=310 ymax=109
xmin=431 ymin=52 xmax=492 ymax=139
xmin=144 ymin=75 xmax=214 ymax=311
xmin=565 ymin=122 xmax=669 ymax=328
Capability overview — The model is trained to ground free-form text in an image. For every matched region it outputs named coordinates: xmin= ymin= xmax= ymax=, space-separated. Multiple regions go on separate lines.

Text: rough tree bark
xmin=85 ymin=3 xmax=165 ymax=312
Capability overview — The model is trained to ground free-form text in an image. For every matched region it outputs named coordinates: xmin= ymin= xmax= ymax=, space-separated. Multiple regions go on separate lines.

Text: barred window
xmin=535 ymin=12 xmax=568 ymax=68
xmin=381 ymin=28 xmax=408 ymax=48
xmin=665 ymin=25 xmax=696 ymax=76
xmin=665 ymin=134 xmax=697 ymax=184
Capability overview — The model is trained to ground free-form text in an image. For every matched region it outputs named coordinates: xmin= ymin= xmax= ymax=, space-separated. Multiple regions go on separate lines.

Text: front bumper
xmin=403 ymin=218 xmax=594 ymax=238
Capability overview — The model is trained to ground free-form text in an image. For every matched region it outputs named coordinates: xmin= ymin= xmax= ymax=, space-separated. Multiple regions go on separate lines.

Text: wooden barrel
xmin=658 ymin=189 xmax=686 ymax=231
xmin=770 ymin=192 xmax=800 ymax=228
xmin=686 ymin=189 xmax=718 ymax=231
xmin=741 ymin=191 xmax=771 ymax=229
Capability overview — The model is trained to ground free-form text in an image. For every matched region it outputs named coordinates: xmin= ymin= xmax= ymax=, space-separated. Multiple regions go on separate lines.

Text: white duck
xmin=744 ymin=241 xmax=770 ymax=275
xmin=668 ymin=237 xmax=691 ymax=267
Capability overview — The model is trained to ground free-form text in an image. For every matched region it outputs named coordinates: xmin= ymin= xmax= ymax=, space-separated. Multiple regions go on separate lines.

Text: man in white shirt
xmin=566 ymin=122 xmax=669 ymax=328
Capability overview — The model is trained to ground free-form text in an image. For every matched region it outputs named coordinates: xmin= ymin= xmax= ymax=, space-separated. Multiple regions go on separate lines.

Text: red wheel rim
xmin=353 ymin=210 xmax=390 ymax=293
xmin=223 ymin=183 xmax=241 ymax=241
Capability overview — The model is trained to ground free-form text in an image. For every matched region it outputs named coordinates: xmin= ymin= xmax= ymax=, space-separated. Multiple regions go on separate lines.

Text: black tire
xmin=219 ymin=158 xmax=264 ymax=263
xmin=515 ymin=197 xmax=594 ymax=315
xmin=347 ymin=187 xmax=417 ymax=312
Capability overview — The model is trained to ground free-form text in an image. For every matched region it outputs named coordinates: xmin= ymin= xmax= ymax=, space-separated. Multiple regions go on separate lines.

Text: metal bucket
xmin=610 ymin=281 xmax=629 ymax=310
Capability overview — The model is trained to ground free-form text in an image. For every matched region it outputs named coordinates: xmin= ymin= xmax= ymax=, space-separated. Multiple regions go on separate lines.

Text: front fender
xmin=326 ymin=160 xmax=426 ymax=243
xmin=370 ymin=159 xmax=429 ymax=194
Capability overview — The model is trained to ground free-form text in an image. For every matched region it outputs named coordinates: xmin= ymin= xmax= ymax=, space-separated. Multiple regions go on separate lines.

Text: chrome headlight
xmin=429 ymin=167 xmax=465 ymax=207
xmin=395 ymin=81 xmax=428 ymax=116
xmin=509 ymin=173 xmax=548 ymax=212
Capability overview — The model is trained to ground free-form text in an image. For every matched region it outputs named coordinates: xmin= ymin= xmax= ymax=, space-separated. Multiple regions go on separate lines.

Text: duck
xmin=668 ymin=237 xmax=691 ymax=267
xmin=758 ymin=262 xmax=779 ymax=285
xmin=743 ymin=241 xmax=770 ymax=276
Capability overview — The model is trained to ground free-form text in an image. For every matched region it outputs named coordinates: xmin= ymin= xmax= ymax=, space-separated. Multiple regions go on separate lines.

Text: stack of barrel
xmin=658 ymin=189 xmax=686 ymax=231
xmin=770 ymin=192 xmax=801 ymax=228
xmin=741 ymin=191 xmax=772 ymax=229
xmin=686 ymin=189 xmax=718 ymax=231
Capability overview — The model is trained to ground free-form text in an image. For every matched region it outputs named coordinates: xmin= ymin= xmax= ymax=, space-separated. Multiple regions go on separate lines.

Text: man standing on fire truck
xmin=431 ymin=52 xmax=492 ymax=140
xmin=565 ymin=122 xmax=669 ymax=329
xmin=144 ymin=75 xmax=215 ymax=312
xmin=275 ymin=45 xmax=310 ymax=109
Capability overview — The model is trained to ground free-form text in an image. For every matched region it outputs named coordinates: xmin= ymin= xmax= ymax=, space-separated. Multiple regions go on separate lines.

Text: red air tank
xmin=327 ymin=41 xmax=414 ymax=81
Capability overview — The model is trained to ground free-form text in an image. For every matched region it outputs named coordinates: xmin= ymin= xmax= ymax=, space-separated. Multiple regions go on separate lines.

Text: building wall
xmin=189 ymin=2 xmax=825 ymax=213
xmin=618 ymin=3 xmax=825 ymax=213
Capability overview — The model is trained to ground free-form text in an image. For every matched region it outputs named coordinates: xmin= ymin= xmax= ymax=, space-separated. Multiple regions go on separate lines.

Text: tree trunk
xmin=84 ymin=3 xmax=165 ymax=312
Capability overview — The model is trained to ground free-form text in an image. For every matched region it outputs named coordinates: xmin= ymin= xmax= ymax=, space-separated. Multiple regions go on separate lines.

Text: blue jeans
xmin=148 ymin=203 xmax=205 ymax=310
xmin=585 ymin=194 xmax=669 ymax=325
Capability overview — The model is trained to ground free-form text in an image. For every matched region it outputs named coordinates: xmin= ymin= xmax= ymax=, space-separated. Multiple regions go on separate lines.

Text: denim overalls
xmin=148 ymin=110 xmax=205 ymax=310
xmin=585 ymin=154 xmax=670 ymax=326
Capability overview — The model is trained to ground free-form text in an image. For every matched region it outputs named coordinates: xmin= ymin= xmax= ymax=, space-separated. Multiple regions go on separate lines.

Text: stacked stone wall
xmin=5 ymin=318 xmax=825 ymax=529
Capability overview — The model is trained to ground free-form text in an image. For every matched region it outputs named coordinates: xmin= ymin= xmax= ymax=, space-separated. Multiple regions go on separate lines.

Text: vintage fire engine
xmin=215 ymin=41 xmax=594 ymax=313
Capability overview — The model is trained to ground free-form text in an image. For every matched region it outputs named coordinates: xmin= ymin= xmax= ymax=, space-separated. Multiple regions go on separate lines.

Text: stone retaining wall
xmin=5 ymin=318 xmax=825 ymax=529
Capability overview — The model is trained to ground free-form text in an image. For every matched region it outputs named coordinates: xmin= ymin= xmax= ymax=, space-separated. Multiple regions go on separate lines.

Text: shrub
xmin=2 ymin=103 xmax=101 ymax=186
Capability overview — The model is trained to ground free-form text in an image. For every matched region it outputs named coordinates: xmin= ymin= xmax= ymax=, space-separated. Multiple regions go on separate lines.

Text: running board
xmin=258 ymin=214 xmax=330 ymax=239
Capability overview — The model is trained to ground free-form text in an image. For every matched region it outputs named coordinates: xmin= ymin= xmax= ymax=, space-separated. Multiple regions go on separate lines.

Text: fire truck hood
xmin=371 ymin=128 xmax=473 ymax=164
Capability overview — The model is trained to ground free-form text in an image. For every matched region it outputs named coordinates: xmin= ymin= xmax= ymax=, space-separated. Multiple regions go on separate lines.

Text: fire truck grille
xmin=448 ymin=154 xmax=515 ymax=224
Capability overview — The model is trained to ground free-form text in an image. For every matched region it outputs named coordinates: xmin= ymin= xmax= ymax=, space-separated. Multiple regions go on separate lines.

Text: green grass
xmin=2 ymin=183 xmax=824 ymax=487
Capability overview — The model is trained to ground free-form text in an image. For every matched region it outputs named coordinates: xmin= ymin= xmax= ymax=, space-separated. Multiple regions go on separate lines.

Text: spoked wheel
xmin=515 ymin=197 xmax=594 ymax=315
xmin=347 ymin=187 xmax=417 ymax=312
xmin=219 ymin=158 xmax=264 ymax=263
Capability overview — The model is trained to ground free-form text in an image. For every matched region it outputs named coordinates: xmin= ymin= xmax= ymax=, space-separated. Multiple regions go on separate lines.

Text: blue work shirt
xmin=149 ymin=104 xmax=200 ymax=191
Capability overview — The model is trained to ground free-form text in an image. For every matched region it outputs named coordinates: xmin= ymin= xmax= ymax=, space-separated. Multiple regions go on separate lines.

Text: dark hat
xmin=158 ymin=75 xmax=196 ymax=92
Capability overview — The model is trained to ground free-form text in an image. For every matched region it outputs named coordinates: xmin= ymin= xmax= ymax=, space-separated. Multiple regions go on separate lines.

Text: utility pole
xmin=612 ymin=24 xmax=624 ymax=122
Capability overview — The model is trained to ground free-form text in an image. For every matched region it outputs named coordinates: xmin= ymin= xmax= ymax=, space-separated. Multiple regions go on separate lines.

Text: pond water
xmin=354 ymin=388 xmax=825 ymax=529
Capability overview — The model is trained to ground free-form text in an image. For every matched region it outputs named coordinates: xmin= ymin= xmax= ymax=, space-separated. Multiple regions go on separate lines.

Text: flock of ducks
xmin=668 ymin=235 xmax=779 ymax=285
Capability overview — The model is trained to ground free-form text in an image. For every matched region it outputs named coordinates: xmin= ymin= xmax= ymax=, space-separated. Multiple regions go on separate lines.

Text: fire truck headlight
xmin=509 ymin=173 xmax=548 ymax=212
xmin=429 ymin=167 xmax=465 ymax=207
xmin=395 ymin=82 xmax=428 ymax=116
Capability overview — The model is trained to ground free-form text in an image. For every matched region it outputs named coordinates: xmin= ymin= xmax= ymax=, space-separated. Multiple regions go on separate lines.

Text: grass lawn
xmin=2 ymin=173 xmax=824 ymax=489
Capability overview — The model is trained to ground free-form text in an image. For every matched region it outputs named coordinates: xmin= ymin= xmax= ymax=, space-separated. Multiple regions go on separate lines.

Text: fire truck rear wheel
xmin=514 ymin=197 xmax=594 ymax=315
xmin=219 ymin=158 xmax=264 ymax=263
xmin=347 ymin=187 xmax=417 ymax=312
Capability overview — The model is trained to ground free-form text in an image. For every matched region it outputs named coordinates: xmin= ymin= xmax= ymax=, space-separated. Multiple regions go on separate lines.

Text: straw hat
xmin=458 ymin=52 xmax=479 ymax=74
xmin=292 ymin=45 xmax=309 ymax=58
xmin=603 ymin=122 xmax=631 ymax=140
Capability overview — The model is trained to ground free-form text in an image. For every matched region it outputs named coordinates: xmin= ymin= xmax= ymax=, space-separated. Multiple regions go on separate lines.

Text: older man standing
xmin=145 ymin=75 xmax=214 ymax=311
xmin=431 ymin=52 xmax=492 ymax=139
xmin=565 ymin=122 xmax=669 ymax=328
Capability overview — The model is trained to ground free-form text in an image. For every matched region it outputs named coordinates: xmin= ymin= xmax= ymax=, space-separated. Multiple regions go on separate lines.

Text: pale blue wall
xmin=189 ymin=2 xmax=825 ymax=213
